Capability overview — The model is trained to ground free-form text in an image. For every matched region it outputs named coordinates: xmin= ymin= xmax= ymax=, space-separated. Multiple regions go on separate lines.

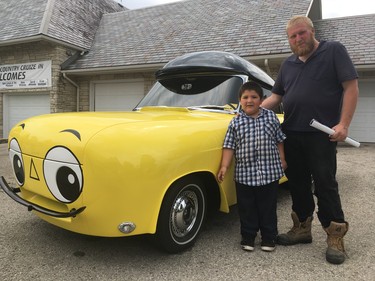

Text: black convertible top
xmin=155 ymin=51 xmax=274 ymax=90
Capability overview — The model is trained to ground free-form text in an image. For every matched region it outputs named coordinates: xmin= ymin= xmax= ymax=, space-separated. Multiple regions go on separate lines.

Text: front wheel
xmin=156 ymin=176 xmax=206 ymax=253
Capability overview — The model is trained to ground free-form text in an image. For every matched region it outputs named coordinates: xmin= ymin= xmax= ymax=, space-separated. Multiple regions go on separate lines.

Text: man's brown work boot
xmin=277 ymin=211 xmax=313 ymax=245
xmin=324 ymin=221 xmax=349 ymax=264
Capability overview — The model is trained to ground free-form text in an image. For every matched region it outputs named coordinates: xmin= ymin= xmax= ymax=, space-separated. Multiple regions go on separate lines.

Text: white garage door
xmin=3 ymin=94 xmax=50 ymax=138
xmin=92 ymin=79 xmax=145 ymax=111
xmin=350 ymin=80 xmax=375 ymax=143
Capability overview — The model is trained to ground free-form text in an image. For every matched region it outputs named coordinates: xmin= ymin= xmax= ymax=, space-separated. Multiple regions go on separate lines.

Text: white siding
xmin=3 ymin=94 xmax=50 ymax=138
xmin=350 ymin=80 xmax=375 ymax=142
xmin=91 ymin=79 xmax=145 ymax=111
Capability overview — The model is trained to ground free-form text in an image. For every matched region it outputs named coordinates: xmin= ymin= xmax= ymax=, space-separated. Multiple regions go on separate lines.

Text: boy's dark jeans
xmin=284 ymin=131 xmax=345 ymax=228
xmin=236 ymin=181 xmax=278 ymax=242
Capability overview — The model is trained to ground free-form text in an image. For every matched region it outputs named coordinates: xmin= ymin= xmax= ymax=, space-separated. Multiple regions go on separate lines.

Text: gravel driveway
xmin=0 ymin=142 xmax=374 ymax=281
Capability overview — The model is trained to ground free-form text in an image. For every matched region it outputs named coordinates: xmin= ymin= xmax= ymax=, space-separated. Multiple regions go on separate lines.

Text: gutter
xmin=60 ymin=54 xmax=375 ymax=76
xmin=61 ymin=63 xmax=166 ymax=76
xmin=62 ymin=73 xmax=80 ymax=112
xmin=355 ymin=64 xmax=375 ymax=70
xmin=60 ymin=54 xmax=292 ymax=76
xmin=0 ymin=34 xmax=86 ymax=52
xmin=243 ymin=53 xmax=292 ymax=63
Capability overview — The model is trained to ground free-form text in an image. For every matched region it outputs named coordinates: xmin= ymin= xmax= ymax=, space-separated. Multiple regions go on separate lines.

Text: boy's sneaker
xmin=261 ymin=240 xmax=276 ymax=252
xmin=241 ymin=237 xmax=255 ymax=251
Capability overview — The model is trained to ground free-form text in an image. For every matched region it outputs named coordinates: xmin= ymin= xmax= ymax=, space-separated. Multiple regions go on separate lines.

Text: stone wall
xmin=0 ymin=41 xmax=75 ymax=136
xmin=0 ymin=42 xmax=159 ymax=118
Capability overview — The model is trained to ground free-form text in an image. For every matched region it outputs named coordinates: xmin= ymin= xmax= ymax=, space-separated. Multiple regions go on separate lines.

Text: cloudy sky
xmin=118 ymin=0 xmax=375 ymax=18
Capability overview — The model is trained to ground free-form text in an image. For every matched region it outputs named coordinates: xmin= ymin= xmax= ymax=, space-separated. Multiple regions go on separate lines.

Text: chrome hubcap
xmin=170 ymin=189 xmax=198 ymax=238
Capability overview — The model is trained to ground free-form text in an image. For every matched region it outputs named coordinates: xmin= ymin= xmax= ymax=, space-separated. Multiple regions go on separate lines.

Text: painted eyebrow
xmin=60 ymin=129 xmax=81 ymax=141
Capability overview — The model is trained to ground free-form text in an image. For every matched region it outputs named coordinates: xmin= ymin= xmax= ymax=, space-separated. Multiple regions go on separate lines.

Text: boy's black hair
xmin=239 ymin=81 xmax=264 ymax=99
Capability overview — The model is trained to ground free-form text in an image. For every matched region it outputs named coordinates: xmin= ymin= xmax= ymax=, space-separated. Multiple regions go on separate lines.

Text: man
xmin=261 ymin=15 xmax=359 ymax=264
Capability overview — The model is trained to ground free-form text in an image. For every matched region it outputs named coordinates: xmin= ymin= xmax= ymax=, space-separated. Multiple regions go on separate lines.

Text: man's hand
xmin=330 ymin=124 xmax=348 ymax=142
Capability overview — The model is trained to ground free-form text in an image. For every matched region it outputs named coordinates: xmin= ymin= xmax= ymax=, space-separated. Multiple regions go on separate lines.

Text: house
xmin=0 ymin=0 xmax=374 ymax=142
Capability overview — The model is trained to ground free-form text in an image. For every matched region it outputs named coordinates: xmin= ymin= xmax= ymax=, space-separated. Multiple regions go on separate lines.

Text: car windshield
xmin=135 ymin=76 xmax=244 ymax=111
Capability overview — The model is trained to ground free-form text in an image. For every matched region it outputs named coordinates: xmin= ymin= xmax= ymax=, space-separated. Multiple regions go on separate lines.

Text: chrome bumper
xmin=0 ymin=176 xmax=86 ymax=218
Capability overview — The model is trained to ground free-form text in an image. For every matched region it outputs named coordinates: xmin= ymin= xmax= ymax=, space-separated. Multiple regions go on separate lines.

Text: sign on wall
xmin=0 ymin=60 xmax=52 ymax=89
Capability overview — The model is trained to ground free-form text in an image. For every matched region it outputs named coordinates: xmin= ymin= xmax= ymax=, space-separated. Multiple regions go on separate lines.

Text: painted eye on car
xmin=43 ymin=147 xmax=83 ymax=203
xmin=9 ymin=139 xmax=25 ymax=186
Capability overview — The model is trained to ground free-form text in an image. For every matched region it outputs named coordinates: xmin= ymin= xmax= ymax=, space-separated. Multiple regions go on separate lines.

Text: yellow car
xmin=0 ymin=51 xmax=285 ymax=253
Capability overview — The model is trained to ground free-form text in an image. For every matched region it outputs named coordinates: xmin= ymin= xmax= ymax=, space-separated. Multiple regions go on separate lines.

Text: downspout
xmin=62 ymin=73 xmax=80 ymax=112
xmin=264 ymin=58 xmax=272 ymax=76
xmin=264 ymin=58 xmax=284 ymax=113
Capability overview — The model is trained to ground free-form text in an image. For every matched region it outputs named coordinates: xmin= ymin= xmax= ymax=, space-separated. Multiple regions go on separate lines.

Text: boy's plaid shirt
xmin=223 ymin=108 xmax=286 ymax=186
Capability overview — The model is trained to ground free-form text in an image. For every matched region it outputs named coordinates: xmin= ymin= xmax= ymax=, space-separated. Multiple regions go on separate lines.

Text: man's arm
xmin=331 ymin=79 xmax=359 ymax=142
xmin=261 ymin=93 xmax=283 ymax=110
xmin=277 ymin=142 xmax=287 ymax=171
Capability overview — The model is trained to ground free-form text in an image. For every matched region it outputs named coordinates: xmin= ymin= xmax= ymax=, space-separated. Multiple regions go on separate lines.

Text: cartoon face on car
xmin=1 ymin=51 xmax=284 ymax=253
xmin=42 ymin=146 xmax=83 ymax=203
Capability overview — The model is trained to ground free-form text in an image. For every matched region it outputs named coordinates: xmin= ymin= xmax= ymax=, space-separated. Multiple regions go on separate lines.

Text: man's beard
xmin=291 ymin=36 xmax=315 ymax=57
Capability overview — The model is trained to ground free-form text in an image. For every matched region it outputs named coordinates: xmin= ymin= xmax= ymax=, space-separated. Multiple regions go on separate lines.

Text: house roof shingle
xmin=314 ymin=14 xmax=375 ymax=66
xmin=1 ymin=0 xmax=374 ymax=71
xmin=0 ymin=0 xmax=125 ymax=50
xmin=0 ymin=0 xmax=47 ymax=41
xmin=63 ymin=0 xmax=313 ymax=70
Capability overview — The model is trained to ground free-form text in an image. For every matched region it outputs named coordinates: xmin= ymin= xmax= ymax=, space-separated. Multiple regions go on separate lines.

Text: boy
xmin=217 ymin=81 xmax=286 ymax=252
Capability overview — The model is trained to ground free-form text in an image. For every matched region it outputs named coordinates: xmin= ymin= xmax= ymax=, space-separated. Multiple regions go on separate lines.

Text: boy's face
xmin=240 ymin=89 xmax=261 ymax=117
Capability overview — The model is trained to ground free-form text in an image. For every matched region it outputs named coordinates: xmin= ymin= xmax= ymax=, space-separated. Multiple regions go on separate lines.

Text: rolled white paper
xmin=310 ymin=119 xmax=360 ymax=147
